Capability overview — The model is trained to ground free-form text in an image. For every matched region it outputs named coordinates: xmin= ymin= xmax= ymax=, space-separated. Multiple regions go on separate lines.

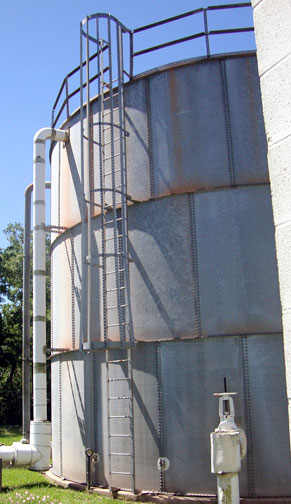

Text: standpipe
xmin=0 ymin=128 xmax=68 ymax=471
xmin=31 ymin=128 xmax=68 ymax=469
xmin=22 ymin=182 xmax=51 ymax=444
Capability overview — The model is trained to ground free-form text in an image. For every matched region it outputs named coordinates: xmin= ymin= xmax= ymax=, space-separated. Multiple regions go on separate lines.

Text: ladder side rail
xmin=117 ymin=25 xmax=135 ymax=493
xmin=97 ymin=22 xmax=108 ymax=346
xmin=86 ymin=17 xmax=93 ymax=347
xmin=106 ymin=349 xmax=112 ymax=491
xmin=116 ymin=24 xmax=134 ymax=345
xmin=116 ymin=24 xmax=127 ymax=344
xmin=107 ymin=16 xmax=123 ymax=343
xmin=107 ymin=18 xmax=116 ymax=492
xmin=80 ymin=20 xmax=87 ymax=347
xmin=127 ymin=346 xmax=135 ymax=493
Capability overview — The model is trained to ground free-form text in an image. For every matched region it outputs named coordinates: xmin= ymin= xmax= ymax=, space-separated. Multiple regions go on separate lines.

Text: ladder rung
xmin=108 ymin=359 xmax=128 ymax=363
xmin=109 ymin=415 xmax=130 ymax=418
xmin=106 ymin=286 xmax=126 ymax=292
xmin=109 ymin=396 xmax=130 ymax=400
xmin=104 ymin=153 xmax=120 ymax=161
xmin=106 ymin=234 xmax=123 ymax=241
xmin=104 ymin=169 xmax=121 ymax=176
xmin=108 ymin=322 xmax=126 ymax=328
xmin=111 ymin=471 xmax=132 ymax=476
xmin=107 ymin=302 xmax=127 ymax=309
xmin=104 ymin=137 xmax=120 ymax=146
xmin=110 ymin=434 xmax=130 ymax=437
xmin=106 ymin=270 xmax=125 ymax=277
xmin=110 ymin=452 xmax=131 ymax=457
xmin=109 ymin=377 xmax=129 ymax=382
xmin=106 ymin=217 xmax=124 ymax=224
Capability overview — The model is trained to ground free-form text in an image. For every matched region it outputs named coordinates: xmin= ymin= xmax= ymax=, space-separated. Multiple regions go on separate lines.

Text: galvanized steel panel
xmin=149 ymin=62 xmax=230 ymax=197
xmin=246 ymin=334 xmax=291 ymax=496
xmin=61 ymin=353 xmax=87 ymax=483
xmin=128 ymin=195 xmax=196 ymax=341
xmin=51 ymin=230 xmax=83 ymax=351
xmin=52 ymin=237 xmax=74 ymax=350
xmin=125 ymin=79 xmax=151 ymax=202
xmin=51 ymin=119 xmax=83 ymax=235
xmin=132 ymin=343 xmax=160 ymax=492
xmin=51 ymin=359 xmax=62 ymax=477
xmin=224 ymin=57 xmax=269 ymax=185
xmin=195 ymin=185 xmax=282 ymax=337
xmin=159 ymin=337 xmax=247 ymax=495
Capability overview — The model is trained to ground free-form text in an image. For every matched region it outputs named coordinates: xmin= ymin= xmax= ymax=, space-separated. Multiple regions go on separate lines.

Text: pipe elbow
xmin=24 ymin=183 xmax=33 ymax=197
xmin=0 ymin=443 xmax=41 ymax=467
xmin=33 ymin=127 xmax=69 ymax=144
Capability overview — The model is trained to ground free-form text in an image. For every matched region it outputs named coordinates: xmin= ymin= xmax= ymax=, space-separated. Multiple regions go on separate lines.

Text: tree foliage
xmin=0 ymin=223 xmax=51 ymax=426
xmin=0 ymin=223 xmax=24 ymax=425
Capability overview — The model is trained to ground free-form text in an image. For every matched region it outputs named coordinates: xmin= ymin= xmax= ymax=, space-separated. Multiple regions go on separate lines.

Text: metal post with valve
xmin=210 ymin=391 xmax=247 ymax=504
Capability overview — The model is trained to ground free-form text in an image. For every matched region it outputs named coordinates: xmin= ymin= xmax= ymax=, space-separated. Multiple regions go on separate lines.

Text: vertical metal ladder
xmin=106 ymin=347 xmax=135 ymax=493
xmin=81 ymin=15 xmax=135 ymax=493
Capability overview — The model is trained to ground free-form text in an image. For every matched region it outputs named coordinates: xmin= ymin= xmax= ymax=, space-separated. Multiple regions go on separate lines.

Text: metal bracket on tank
xmin=157 ymin=457 xmax=170 ymax=472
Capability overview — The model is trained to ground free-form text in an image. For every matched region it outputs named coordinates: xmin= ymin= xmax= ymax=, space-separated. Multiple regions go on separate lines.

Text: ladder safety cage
xmin=80 ymin=14 xmax=134 ymax=350
xmin=80 ymin=14 xmax=135 ymax=493
xmin=51 ymin=3 xmax=254 ymax=128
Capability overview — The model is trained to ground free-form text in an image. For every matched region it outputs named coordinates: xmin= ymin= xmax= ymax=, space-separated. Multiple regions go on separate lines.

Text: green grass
xmin=0 ymin=429 xmax=129 ymax=504
xmin=0 ymin=427 xmax=22 ymax=447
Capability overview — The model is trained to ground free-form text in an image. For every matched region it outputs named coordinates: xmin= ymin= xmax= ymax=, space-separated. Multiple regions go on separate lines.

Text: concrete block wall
xmin=252 ymin=0 xmax=291 ymax=444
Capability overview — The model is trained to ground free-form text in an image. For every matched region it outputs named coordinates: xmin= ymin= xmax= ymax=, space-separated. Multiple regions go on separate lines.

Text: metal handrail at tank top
xmin=51 ymin=2 xmax=254 ymax=128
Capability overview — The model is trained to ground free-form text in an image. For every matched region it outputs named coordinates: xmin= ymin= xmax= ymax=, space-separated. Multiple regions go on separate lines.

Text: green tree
xmin=0 ymin=223 xmax=51 ymax=426
xmin=0 ymin=223 xmax=24 ymax=425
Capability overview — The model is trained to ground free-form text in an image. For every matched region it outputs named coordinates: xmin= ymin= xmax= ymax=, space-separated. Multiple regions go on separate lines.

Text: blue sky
xmin=0 ymin=0 xmax=255 ymax=248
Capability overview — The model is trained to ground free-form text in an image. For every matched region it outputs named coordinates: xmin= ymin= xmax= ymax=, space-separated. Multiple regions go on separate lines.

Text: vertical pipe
xmin=217 ymin=473 xmax=239 ymax=504
xmin=33 ymin=129 xmax=67 ymax=423
xmin=33 ymin=138 xmax=47 ymax=422
xmin=22 ymin=184 xmax=33 ymax=442
xmin=22 ymin=182 xmax=51 ymax=441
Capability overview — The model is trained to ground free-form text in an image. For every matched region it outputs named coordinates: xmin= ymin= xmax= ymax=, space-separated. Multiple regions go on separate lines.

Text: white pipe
xmin=211 ymin=393 xmax=247 ymax=504
xmin=0 ymin=128 xmax=68 ymax=472
xmin=33 ymin=128 xmax=68 ymax=422
xmin=0 ymin=443 xmax=40 ymax=467
xmin=217 ymin=473 xmax=239 ymax=504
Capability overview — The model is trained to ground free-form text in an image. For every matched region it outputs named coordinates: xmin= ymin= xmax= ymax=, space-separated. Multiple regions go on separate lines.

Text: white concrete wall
xmin=252 ymin=0 xmax=291 ymax=444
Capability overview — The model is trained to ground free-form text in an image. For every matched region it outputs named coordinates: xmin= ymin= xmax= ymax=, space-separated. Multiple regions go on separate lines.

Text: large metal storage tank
xmin=49 ymin=8 xmax=291 ymax=498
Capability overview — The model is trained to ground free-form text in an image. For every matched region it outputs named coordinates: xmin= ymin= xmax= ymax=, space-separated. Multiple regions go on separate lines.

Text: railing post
xmin=130 ymin=31 xmax=134 ymax=79
xmin=65 ymin=77 xmax=70 ymax=121
xmin=203 ymin=8 xmax=210 ymax=57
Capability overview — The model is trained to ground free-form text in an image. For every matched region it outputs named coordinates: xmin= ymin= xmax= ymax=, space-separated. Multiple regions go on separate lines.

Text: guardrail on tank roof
xmin=51 ymin=2 xmax=254 ymax=128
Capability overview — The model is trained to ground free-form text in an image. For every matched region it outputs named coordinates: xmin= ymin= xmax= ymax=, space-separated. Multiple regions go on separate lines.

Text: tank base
xmin=44 ymin=470 xmax=291 ymax=504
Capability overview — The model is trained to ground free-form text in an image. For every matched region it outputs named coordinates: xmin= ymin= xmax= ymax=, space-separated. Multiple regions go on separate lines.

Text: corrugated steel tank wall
xmin=49 ymin=54 xmax=291 ymax=496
